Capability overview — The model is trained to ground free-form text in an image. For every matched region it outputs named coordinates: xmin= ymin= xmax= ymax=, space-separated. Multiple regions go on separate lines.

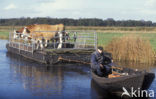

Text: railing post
xmin=94 ymin=31 xmax=97 ymax=50
xmin=19 ymin=41 xmax=20 ymax=53
xmin=32 ymin=40 xmax=33 ymax=54
xmin=32 ymin=34 xmax=33 ymax=54
xmin=9 ymin=32 xmax=11 ymax=46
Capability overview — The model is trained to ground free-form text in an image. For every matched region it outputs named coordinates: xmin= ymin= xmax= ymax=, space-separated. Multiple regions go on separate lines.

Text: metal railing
xmin=9 ymin=30 xmax=97 ymax=53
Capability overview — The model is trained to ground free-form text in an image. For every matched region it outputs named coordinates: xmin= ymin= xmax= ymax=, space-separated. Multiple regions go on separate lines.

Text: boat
xmin=91 ymin=80 xmax=121 ymax=99
xmin=142 ymin=72 xmax=155 ymax=90
xmin=91 ymin=67 xmax=155 ymax=92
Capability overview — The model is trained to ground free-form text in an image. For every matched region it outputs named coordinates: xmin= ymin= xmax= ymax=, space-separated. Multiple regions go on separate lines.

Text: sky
xmin=0 ymin=0 xmax=156 ymax=22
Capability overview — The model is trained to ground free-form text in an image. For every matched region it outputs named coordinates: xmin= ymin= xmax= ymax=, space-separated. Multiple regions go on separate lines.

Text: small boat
xmin=91 ymin=67 xmax=155 ymax=92
xmin=142 ymin=72 xmax=155 ymax=90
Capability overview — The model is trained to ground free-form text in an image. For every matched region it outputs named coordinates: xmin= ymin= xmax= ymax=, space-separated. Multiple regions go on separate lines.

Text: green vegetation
xmin=0 ymin=18 xmax=155 ymax=27
xmin=1 ymin=25 xmax=156 ymax=63
xmin=1 ymin=26 xmax=156 ymax=50
xmin=97 ymin=33 xmax=156 ymax=50
xmin=67 ymin=26 xmax=156 ymax=32
xmin=98 ymin=33 xmax=124 ymax=47
xmin=0 ymin=31 xmax=9 ymax=39
xmin=0 ymin=26 xmax=22 ymax=39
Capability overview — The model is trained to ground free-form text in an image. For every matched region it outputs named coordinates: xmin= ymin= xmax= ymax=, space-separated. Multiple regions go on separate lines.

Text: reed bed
xmin=105 ymin=35 xmax=155 ymax=64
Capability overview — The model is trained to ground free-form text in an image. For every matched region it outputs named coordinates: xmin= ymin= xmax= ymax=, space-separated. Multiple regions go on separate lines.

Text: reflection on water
xmin=10 ymin=64 xmax=63 ymax=96
xmin=7 ymin=52 xmax=91 ymax=98
xmin=1 ymin=40 xmax=156 ymax=99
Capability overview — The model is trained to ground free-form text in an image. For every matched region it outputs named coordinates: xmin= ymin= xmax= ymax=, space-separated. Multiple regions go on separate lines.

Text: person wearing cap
xmin=91 ymin=46 xmax=113 ymax=77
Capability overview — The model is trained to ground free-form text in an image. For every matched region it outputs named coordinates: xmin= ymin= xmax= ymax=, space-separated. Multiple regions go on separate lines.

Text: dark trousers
xmin=102 ymin=65 xmax=112 ymax=77
xmin=93 ymin=65 xmax=112 ymax=77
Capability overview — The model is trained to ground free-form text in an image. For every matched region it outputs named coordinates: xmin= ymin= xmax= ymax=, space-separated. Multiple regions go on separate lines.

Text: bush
xmin=105 ymin=35 xmax=155 ymax=64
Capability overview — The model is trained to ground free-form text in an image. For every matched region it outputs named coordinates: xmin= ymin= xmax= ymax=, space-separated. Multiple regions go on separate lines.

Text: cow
xmin=13 ymin=24 xmax=69 ymax=50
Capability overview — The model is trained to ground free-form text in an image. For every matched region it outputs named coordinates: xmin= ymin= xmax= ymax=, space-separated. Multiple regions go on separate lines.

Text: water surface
xmin=0 ymin=40 xmax=156 ymax=99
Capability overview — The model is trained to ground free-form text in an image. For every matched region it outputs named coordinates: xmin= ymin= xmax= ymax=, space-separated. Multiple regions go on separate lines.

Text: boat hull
xmin=91 ymin=70 xmax=145 ymax=92
xmin=142 ymin=72 xmax=155 ymax=90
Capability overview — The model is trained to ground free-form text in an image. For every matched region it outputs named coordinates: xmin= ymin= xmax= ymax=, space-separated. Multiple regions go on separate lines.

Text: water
xmin=0 ymin=40 xmax=156 ymax=99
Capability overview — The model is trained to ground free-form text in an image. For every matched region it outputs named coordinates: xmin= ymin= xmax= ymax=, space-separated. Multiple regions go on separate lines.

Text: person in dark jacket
xmin=91 ymin=46 xmax=113 ymax=77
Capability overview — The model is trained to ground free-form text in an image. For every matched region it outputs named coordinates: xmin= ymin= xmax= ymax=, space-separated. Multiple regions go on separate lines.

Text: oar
xmin=112 ymin=66 xmax=123 ymax=71
xmin=106 ymin=63 xmax=125 ymax=76
xmin=107 ymin=62 xmax=123 ymax=70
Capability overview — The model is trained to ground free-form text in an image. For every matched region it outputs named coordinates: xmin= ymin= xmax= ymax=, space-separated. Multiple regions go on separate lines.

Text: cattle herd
xmin=13 ymin=24 xmax=71 ymax=50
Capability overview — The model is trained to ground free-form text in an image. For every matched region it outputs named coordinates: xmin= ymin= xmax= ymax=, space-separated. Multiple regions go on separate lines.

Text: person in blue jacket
xmin=91 ymin=46 xmax=113 ymax=77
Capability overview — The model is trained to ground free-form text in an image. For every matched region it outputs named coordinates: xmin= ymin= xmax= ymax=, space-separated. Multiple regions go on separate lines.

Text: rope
xmin=58 ymin=56 xmax=90 ymax=65
xmin=58 ymin=57 xmax=126 ymax=76
xmin=58 ymin=56 xmax=123 ymax=70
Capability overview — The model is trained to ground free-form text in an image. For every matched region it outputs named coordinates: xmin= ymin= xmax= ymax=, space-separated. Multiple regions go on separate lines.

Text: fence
xmin=8 ymin=30 xmax=97 ymax=53
xmin=66 ymin=30 xmax=97 ymax=49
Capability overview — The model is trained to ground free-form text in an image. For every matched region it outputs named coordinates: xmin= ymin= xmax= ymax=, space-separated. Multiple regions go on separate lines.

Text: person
xmin=91 ymin=46 xmax=113 ymax=77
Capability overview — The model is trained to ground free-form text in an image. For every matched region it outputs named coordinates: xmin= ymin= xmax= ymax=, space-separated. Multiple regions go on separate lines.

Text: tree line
xmin=0 ymin=17 xmax=156 ymax=27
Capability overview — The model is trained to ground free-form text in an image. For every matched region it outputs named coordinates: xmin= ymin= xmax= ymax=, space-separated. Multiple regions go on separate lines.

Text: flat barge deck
xmin=6 ymin=43 xmax=94 ymax=65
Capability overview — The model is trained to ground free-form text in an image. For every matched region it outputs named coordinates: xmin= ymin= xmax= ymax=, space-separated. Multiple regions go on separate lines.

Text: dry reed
xmin=105 ymin=35 xmax=155 ymax=64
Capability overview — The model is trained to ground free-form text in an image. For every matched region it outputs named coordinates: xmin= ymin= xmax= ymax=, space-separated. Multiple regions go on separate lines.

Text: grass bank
xmin=0 ymin=32 xmax=9 ymax=39
xmin=0 ymin=26 xmax=22 ymax=39
xmin=1 ymin=26 xmax=156 ymax=63
xmin=1 ymin=26 xmax=156 ymax=48
xmin=66 ymin=26 xmax=156 ymax=32
xmin=97 ymin=32 xmax=156 ymax=50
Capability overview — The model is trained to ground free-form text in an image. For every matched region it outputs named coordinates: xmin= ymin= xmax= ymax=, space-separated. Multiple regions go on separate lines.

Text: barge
xmin=6 ymin=30 xmax=97 ymax=65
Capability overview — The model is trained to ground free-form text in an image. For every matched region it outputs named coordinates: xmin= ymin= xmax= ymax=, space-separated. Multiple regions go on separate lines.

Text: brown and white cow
xmin=14 ymin=24 xmax=69 ymax=49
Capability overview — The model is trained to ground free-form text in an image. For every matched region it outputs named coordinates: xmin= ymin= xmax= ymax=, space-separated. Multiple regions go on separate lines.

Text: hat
xmin=97 ymin=46 xmax=103 ymax=51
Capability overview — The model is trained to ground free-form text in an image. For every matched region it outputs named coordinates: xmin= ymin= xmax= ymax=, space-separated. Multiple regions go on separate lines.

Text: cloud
xmin=33 ymin=0 xmax=105 ymax=18
xmin=1 ymin=0 xmax=156 ymax=22
xmin=140 ymin=9 xmax=156 ymax=15
xmin=145 ymin=0 xmax=156 ymax=7
xmin=39 ymin=0 xmax=85 ymax=10
xmin=4 ymin=4 xmax=17 ymax=10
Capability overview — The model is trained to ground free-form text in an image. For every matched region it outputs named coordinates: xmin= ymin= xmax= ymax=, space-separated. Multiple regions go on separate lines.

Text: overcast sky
xmin=1 ymin=0 xmax=156 ymax=22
